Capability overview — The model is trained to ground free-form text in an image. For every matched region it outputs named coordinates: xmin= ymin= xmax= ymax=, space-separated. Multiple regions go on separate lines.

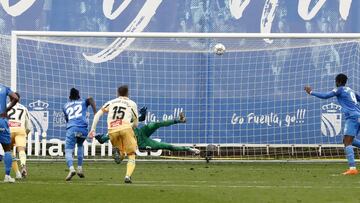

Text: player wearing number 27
xmin=89 ymin=85 xmax=138 ymax=183
xmin=305 ymin=74 xmax=360 ymax=175
xmin=8 ymin=92 xmax=32 ymax=179
xmin=63 ymin=88 xmax=96 ymax=181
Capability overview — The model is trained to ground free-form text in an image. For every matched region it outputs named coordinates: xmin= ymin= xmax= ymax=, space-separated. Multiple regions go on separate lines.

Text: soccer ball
xmin=214 ymin=43 xmax=225 ymax=55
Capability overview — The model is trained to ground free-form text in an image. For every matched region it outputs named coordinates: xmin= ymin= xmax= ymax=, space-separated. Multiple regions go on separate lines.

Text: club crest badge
xmin=321 ymin=103 xmax=342 ymax=137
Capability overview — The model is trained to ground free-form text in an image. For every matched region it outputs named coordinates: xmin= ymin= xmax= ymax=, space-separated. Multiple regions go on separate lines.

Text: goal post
xmin=10 ymin=31 xmax=360 ymax=161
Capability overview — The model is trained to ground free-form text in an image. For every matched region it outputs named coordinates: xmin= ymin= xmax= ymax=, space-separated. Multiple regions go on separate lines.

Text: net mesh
xmin=12 ymin=35 xmax=360 ymax=160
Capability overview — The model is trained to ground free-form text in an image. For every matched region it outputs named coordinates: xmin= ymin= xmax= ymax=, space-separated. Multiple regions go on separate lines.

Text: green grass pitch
xmin=0 ymin=161 xmax=359 ymax=203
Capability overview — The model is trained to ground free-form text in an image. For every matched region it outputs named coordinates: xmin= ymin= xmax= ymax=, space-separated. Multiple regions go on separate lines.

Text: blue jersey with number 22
xmin=311 ymin=86 xmax=360 ymax=119
xmin=63 ymin=99 xmax=89 ymax=129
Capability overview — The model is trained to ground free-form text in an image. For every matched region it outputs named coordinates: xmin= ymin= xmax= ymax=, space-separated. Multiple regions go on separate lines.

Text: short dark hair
xmin=118 ymin=85 xmax=129 ymax=97
xmin=14 ymin=92 xmax=20 ymax=100
xmin=335 ymin=73 xmax=348 ymax=86
xmin=11 ymin=92 xmax=20 ymax=102
xmin=69 ymin=88 xmax=80 ymax=100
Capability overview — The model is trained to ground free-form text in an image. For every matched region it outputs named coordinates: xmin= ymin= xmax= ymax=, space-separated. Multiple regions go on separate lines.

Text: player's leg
xmin=342 ymin=118 xmax=358 ymax=175
xmin=65 ymin=128 xmax=76 ymax=181
xmin=2 ymin=143 xmax=14 ymax=183
xmin=15 ymin=131 xmax=27 ymax=178
xmin=94 ymin=132 xmax=126 ymax=164
xmin=75 ymin=129 xmax=86 ymax=178
xmin=343 ymin=136 xmax=356 ymax=172
xmin=122 ymin=128 xmax=137 ymax=183
xmin=113 ymin=145 xmax=124 ymax=164
xmin=95 ymin=133 xmax=110 ymax=144
xmin=10 ymin=132 xmax=22 ymax=179
xmin=96 ymin=133 xmax=124 ymax=164
xmin=142 ymin=138 xmax=200 ymax=154
xmin=143 ymin=112 xmax=186 ymax=137
xmin=0 ymin=144 xmax=3 ymax=161
xmin=109 ymin=131 xmax=125 ymax=164
xmin=352 ymin=123 xmax=360 ymax=148
xmin=0 ymin=119 xmax=15 ymax=183
xmin=144 ymin=119 xmax=185 ymax=138
xmin=11 ymin=159 xmax=21 ymax=179
xmin=352 ymin=138 xmax=360 ymax=148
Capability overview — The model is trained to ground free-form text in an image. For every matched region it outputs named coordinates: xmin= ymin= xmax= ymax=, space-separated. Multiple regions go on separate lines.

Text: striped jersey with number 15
xmin=101 ymin=96 xmax=138 ymax=132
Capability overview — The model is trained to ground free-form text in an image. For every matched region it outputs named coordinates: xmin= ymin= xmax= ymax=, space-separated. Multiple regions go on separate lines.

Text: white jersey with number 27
xmin=7 ymin=103 xmax=31 ymax=131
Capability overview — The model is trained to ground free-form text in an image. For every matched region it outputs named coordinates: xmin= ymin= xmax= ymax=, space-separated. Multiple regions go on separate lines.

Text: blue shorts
xmin=0 ymin=118 xmax=10 ymax=144
xmin=344 ymin=117 xmax=360 ymax=137
xmin=65 ymin=127 xmax=88 ymax=150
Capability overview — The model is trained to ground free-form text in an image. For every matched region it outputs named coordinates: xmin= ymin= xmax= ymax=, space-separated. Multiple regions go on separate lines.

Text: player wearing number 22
xmin=89 ymin=85 xmax=138 ymax=183
xmin=63 ymin=88 xmax=96 ymax=181
xmin=8 ymin=92 xmax=32 ymax=179
xmin=305 ymin=74 xmax=360 ymax=175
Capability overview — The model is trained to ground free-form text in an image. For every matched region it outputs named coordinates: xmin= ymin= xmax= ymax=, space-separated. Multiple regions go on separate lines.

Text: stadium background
xmin=1 ymin=0 xmax=360 ymax=146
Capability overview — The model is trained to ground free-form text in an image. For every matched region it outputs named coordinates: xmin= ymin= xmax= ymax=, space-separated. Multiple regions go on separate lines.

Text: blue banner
xmin=0 ymin=0 xmax=359 ymax=34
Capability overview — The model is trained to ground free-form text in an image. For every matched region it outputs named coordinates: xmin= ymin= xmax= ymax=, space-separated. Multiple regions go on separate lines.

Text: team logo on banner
xmin=29 ymin=100 xmax=49 ymax=135
xmin=321 ymin=103 xmax=342 ymax=137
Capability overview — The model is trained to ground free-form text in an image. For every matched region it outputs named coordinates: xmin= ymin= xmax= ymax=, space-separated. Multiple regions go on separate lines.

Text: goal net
xmin=10 ymin=32 xmax=360 ymax=161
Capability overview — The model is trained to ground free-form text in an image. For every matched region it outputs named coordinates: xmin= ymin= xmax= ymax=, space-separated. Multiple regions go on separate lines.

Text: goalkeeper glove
xmin=139 ymin=106 xmax=147 ymax=122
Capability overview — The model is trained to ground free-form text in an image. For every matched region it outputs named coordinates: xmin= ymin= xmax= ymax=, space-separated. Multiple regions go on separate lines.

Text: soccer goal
xmin=10 ymin=31 xmax=360 ymax=161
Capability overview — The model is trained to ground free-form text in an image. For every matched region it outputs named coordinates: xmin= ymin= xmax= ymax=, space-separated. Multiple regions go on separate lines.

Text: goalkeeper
xmin=95 ymin=107 xmax=200 ymax=161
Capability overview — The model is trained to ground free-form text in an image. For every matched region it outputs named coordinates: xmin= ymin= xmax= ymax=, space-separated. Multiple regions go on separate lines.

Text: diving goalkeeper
xmin=95 ymin=107 xmax=200 ymax=161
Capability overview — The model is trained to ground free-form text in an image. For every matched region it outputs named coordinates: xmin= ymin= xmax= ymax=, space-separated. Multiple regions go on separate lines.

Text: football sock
xmin=12 ymin=159 xmax=19 ymax=173
xmin=345 ymin=145 xmax=356 ymax=168
xmin=4 ymin=152 xmax=12 ymax=175
xmin=126 ymin=154 xmax=136 ymax=177
xmin=77 ymin=145 xmax=84 ymax=167
xmin=65 ymin=148 xmax=74 ymax=169
xmin=19 ymin=150 xmax=26 ymax=166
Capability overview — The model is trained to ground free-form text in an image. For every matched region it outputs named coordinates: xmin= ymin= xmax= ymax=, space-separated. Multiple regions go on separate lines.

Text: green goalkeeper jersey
xmin=134 ymin=120 xmax=190 ymax=151
xmin=97 ymin=120 xmax=190 ymax=151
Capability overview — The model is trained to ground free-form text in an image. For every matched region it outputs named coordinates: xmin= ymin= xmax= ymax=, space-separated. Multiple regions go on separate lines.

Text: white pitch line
xmin=7 ymin=181 xmax=358 ymax=189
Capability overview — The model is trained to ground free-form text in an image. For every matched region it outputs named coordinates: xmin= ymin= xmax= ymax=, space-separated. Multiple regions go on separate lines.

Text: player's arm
xmin=63 ymin=108 xmax=68 ymax=123
xmin=89 ymin=102 xmax=108 ymax=138
xmin=355 ymin=93 xmax=360 ymax=102
xmin=3 ymin=91 xmax=18 ymax=117
xmin=131 ymin=103 xmax=139 ymax=128
xmin=86 ymin=97 xmax=97 ymax=114
xmin=304 ymin=86 xmax=336 ymax=99
xmin=24 ymin=108 xmax=32 ymax=135
xmin=89 ymin=110 xmax=103 ymax=138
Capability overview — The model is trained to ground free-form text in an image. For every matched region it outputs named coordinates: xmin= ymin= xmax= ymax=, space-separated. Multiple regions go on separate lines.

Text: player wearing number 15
xmin=63 ymin=88 xmax=96 ymax=181
xmin=305 ymin=74 xmax=360 ymax=175
xmin=89 ymin=85 xmax=138 ymax=183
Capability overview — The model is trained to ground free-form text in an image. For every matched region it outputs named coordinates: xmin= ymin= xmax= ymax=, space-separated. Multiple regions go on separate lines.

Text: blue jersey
xmin=311 ymin=86 xmax=360 ymax=118
xmin=0 ymin=84 xmax=12 ymax=114
xmin=63 ymin=99 xmax=89 ymax=129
